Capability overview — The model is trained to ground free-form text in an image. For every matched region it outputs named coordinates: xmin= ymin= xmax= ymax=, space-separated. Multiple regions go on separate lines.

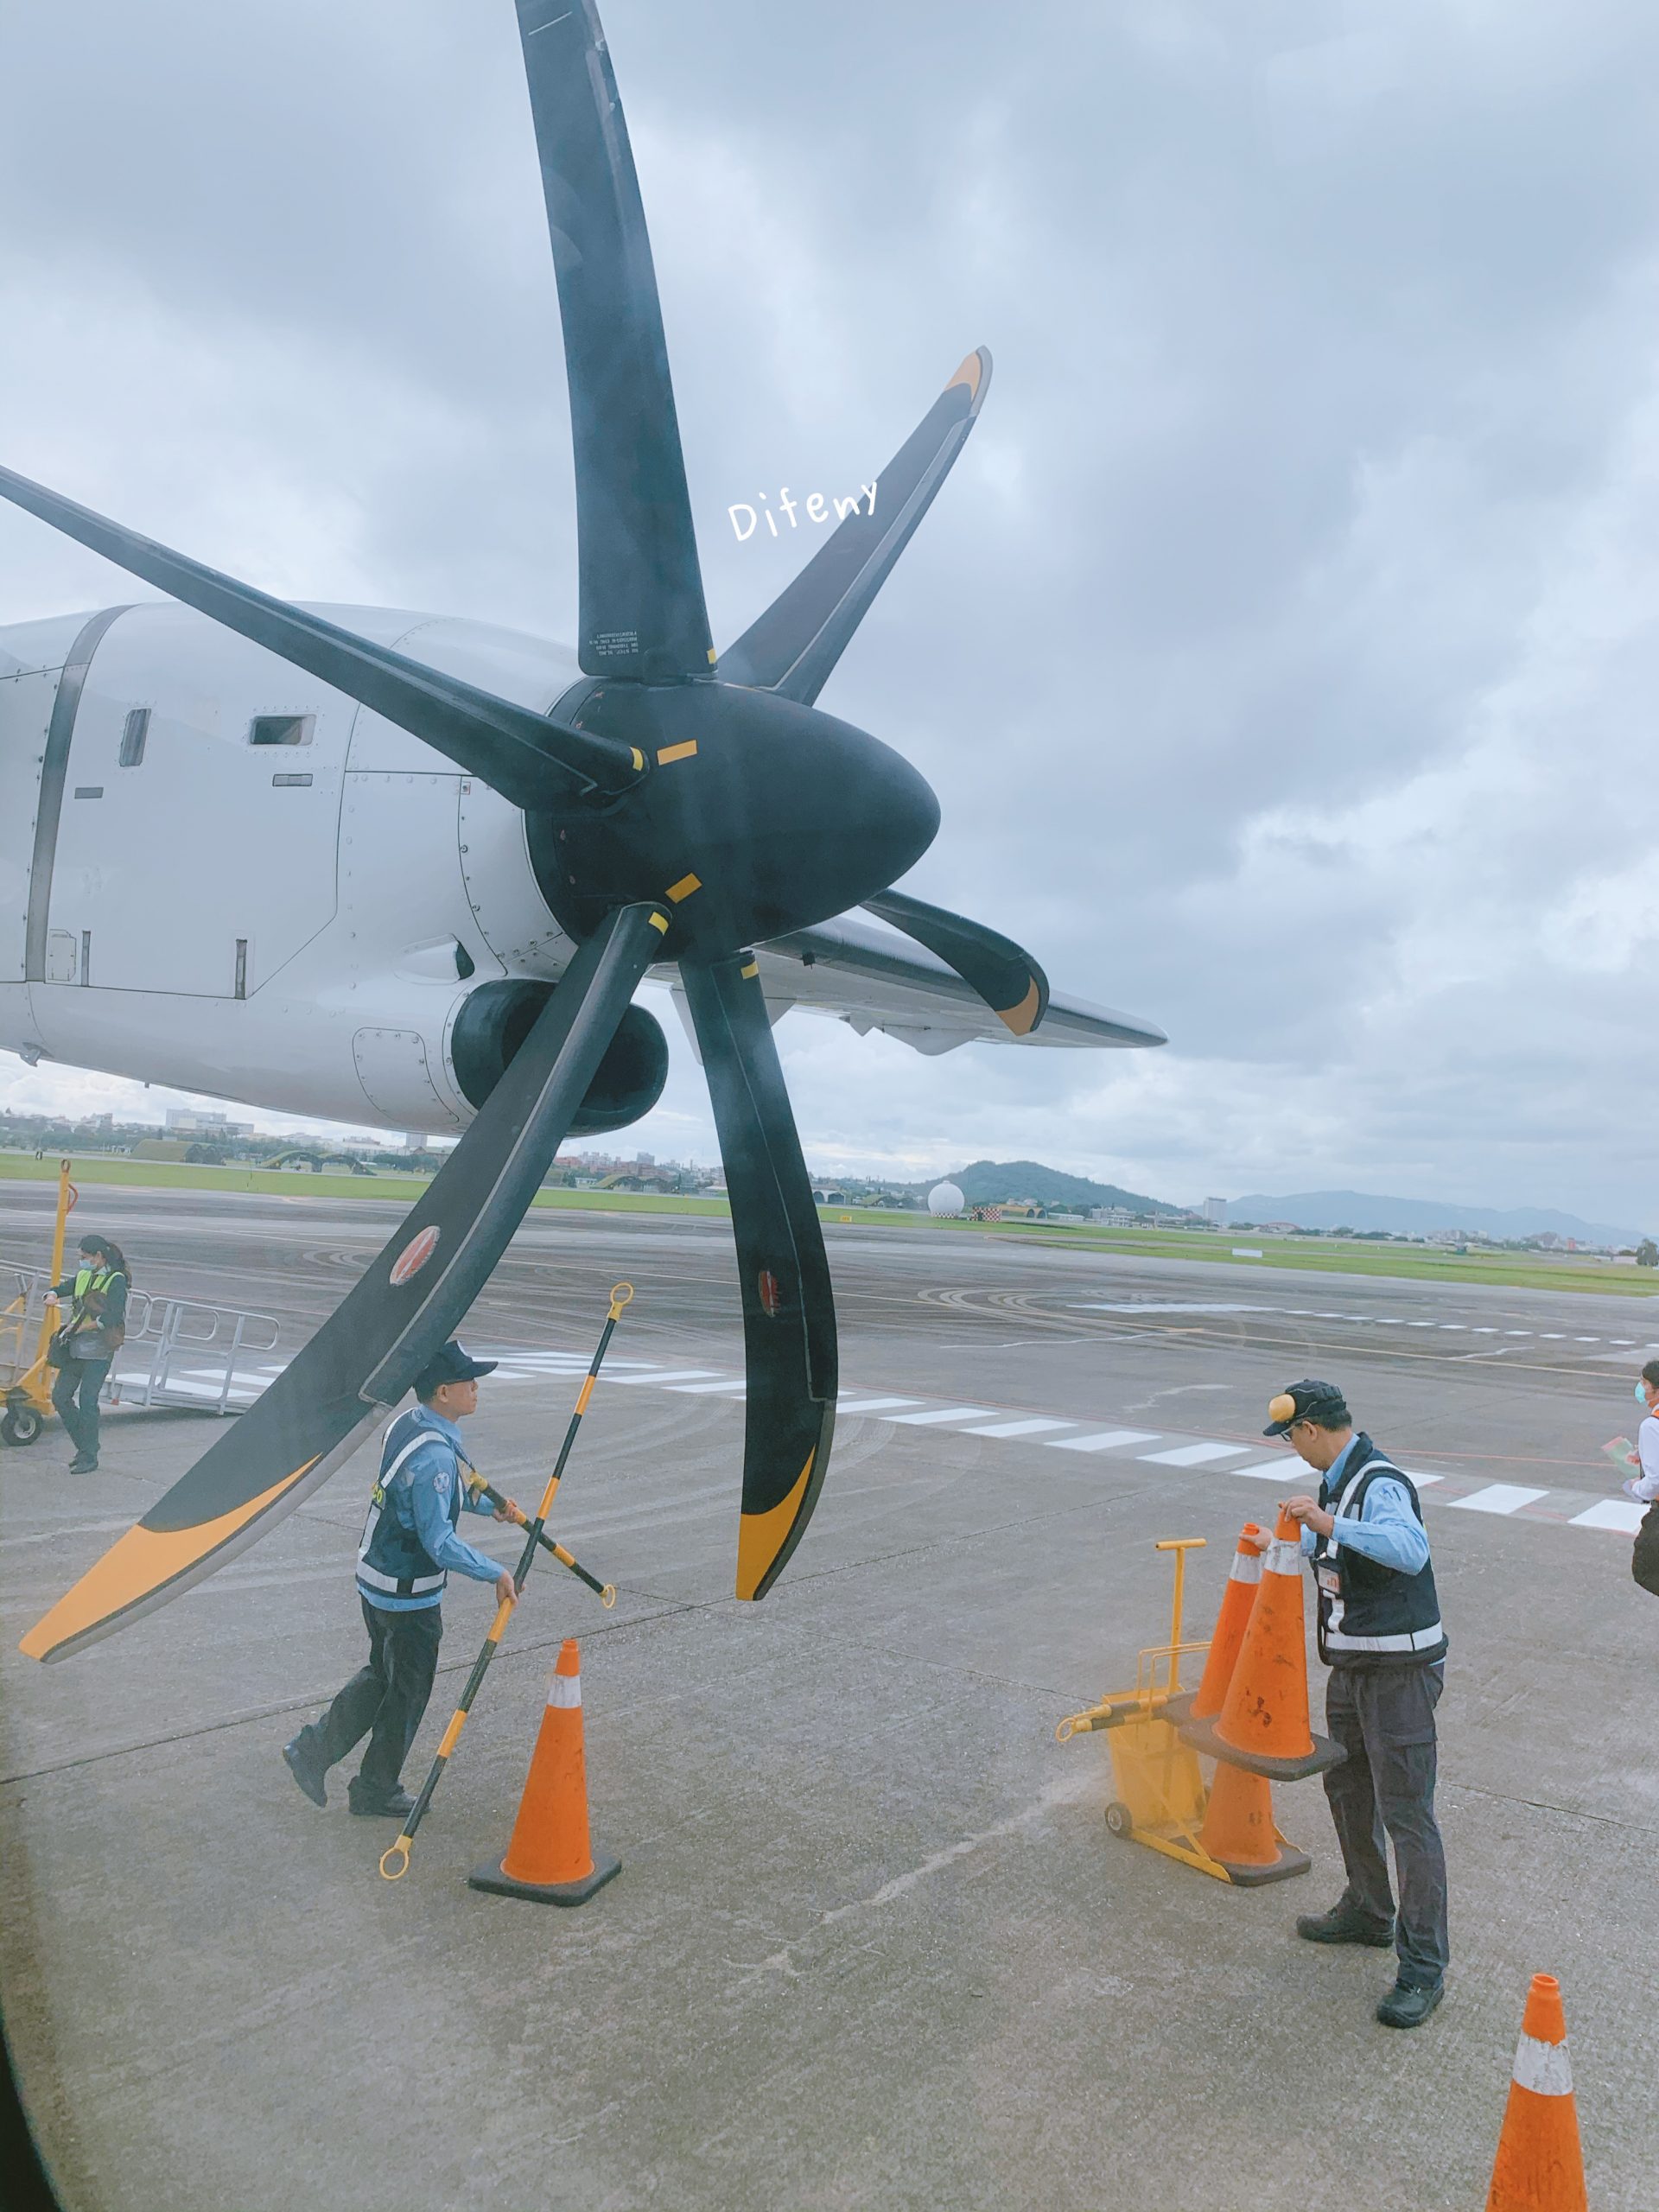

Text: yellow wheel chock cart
xmin=1056 ymin=1537 xmax=1236 ymax=1882
xmin=0 ymin=1158 xmax=78 ymax=1446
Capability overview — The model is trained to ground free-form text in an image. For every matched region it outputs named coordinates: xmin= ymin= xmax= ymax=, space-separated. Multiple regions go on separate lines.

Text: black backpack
xmin=1633 ymin=1503 xmax=1659 ymax=1597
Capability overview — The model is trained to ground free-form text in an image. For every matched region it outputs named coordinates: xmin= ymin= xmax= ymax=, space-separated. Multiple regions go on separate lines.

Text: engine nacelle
xmin=449 ymin=978 xmax=669 ymax=1135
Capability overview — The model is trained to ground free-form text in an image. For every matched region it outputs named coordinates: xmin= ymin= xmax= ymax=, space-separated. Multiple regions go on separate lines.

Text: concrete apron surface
xmin=0 ymin=1215 xmax=1655 ymax=2209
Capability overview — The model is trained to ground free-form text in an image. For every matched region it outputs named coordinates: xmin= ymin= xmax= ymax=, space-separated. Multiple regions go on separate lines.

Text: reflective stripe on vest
xmin=1315 ymin=1449 xmax=1445 ymax=1656
xmin=357 ymin=1420 xmax=452 ymax=1599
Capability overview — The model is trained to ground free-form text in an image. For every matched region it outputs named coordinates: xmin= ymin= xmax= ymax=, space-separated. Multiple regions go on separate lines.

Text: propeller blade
xmin=517 ymin=0 xmax=714 ymax=683
xmin=20 ymin=904 xmax=669 ymax=1663
xmin=861 ymin=887 xmax=1049 ymax=1036
xmin=719 ymin=348 xmax=992 ymax=704
xmin=682 ymin=954 xmax=836 ymax=1599
xmin=0 ymin=462 xmax=640 ymax=805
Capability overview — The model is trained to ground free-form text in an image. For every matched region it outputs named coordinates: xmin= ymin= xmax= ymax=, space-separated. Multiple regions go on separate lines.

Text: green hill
xmin=942 ymin=1160 xmax=1179 ymax=1214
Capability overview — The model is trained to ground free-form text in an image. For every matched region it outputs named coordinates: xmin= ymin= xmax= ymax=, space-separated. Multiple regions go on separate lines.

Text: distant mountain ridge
xmin=1227 ymin=1189 xmax=1644 ymax=1247
xmin=932 ymin=1160 xmax=1180 ymax=1215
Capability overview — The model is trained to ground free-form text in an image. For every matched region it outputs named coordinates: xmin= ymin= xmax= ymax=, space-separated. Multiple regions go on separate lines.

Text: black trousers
xmin=52 ymin=1357 xmax=111 ymax=1462
xmin=1323 ymin=1658 xmax=1449 ymax=1988
xmin=300 ymin=1598 xmax=442 ymax=1800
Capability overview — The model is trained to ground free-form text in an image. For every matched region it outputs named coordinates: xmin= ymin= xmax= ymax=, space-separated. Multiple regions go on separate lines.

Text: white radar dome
xmin=928 ymin=1180 xmax=965 ymax=1217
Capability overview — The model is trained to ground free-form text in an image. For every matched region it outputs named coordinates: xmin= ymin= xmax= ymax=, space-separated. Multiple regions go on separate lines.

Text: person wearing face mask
xmin=1623 ymin=1363 xmax=1659 ymax=1599
xmin=1620 ymin=1363 xmax=1659 ymax=1506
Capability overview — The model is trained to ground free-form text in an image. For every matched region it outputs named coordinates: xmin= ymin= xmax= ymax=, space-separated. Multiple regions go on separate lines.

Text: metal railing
xmin=0 ymin=1265 xmax=281 ymax=1417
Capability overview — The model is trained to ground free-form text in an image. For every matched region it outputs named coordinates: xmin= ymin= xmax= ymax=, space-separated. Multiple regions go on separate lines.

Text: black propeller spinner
xmin=12 ymin=0 xmax=1052 ymax=1662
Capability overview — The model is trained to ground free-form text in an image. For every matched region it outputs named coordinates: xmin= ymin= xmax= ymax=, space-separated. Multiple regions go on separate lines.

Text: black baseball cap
xmin=1263 ymin=1378 xmax=1350 ymax=1436
xmin=415 ymin=1339 xmax=498 ymax=1397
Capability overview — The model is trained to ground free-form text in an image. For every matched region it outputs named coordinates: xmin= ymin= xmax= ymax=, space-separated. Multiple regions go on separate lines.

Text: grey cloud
xmin=5 ymin=0 xmax=1659 ymax=1221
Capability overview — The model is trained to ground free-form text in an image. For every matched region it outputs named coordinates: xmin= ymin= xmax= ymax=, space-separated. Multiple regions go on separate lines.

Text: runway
xmin=1 ymin=1188 xmax=1655 ymax=2209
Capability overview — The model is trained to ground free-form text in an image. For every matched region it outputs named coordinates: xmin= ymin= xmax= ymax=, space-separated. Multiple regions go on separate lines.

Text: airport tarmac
xmin=2 ymin=1188 xmax=1656 ymax=2210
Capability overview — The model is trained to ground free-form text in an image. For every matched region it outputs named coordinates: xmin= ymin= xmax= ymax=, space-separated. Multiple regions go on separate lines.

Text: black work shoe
xmin=1295 ymin=1905 xmax=1395 ymax=1948
xmin=1376 ymin=1979 xmax=1444 ymax=2029
xmin=283 ymin=1736 xmax=327 ymax=1808
xmin=68 ymin=1456 xmax=99 ymax=1474
xmin=348 ymin=1786 xmax=415 ymax=1819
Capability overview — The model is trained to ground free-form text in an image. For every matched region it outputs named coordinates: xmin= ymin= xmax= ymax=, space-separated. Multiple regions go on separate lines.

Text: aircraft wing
xmin=684 ymin=915 xmax=1166 ymax=1057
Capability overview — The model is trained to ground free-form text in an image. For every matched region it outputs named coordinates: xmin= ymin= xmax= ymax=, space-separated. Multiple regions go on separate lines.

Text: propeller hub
xmin=529 ymin=679 xmax=939 ymax=953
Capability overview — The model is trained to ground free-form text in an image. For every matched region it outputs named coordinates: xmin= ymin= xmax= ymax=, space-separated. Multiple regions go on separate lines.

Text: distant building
xmin=1202 ymin=1196 xmax=1227 ymax=1225
xmin=166 ymin=1106 xmax=252 ymax=1138
xmin=1091 ymin=1206 xmax=1135 ymax=1227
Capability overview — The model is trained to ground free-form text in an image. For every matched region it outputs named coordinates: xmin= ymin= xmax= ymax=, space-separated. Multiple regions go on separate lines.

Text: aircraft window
xmin=118 ymin=707 xmax=150 ymax=766
xmin=73 ymin=785 xmax=105 ymax=799
xmin=248 ymin=714 xmax=315 ymax=747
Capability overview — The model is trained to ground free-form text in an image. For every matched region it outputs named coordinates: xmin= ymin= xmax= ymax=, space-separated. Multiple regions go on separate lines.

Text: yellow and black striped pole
xmin=378 ymin=1283 xmax=632 ymax=1881
xmin=464 ymin=1471 xmax=617 ymax=1607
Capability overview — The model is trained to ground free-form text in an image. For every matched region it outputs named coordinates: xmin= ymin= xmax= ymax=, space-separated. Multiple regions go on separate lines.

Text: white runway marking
xmin=612 ymin=1369 xmax=717 ymax=1386
xmin=1072 ymin=1301 xmax=1269 ymax=1314
xmin=1570 ymin=1498 xmax=1646 ymax=1532
xmin=1138 ymin=1441 xmax=1253 ymax=1467
xmin=882 ymin=1406 xmax=1000 ymax=1426
xmin=1447 ymin=1484 xmax=1548 ymax=1515
xmin=446 ymin=1346 xmax=1645 ymax=1552
xmin=958 ymin=1417 xmax=1073 ymax=1439
xmin=1045 ymin=1428 xmax=1161 ymax=1453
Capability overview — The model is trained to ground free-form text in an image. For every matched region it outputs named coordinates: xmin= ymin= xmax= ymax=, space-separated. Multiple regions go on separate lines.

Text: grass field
xmin=1 ymin=1150 xmax=1652 ymax=1298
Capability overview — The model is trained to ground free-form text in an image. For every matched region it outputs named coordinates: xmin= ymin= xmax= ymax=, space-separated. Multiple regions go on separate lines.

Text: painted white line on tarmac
xmin=1230 ymin=1460 xmax=1293 ymax=1480
xmin=883 ymin=1406 xmax=1001 ymax=1426
xmin=1139 ymin=1441 xmax=1253 ymax=1467
xmin=1046 ymin=1428 xmax=1162 ymax=1453
xmin=612 ymin=1369 xmax=718 ymax=1386
xmin=1072 ymin=1301 xmax=1269 ymax=1314
xmin=958 ymin=1417 xmax=1073 ymax=1439
xmin=1447 ymin=1484 xmax=1548 ymax=1515
xmin=665 ymin=1379 xmax=747 ymax=1395
xmin=836 ymin=1397 xmax=923 ymax=1414
xmin=1570 ymin=1498 xmax=1646 ymax=1533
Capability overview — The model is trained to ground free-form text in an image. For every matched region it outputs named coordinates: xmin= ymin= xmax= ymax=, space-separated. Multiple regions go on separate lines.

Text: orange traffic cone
xmin=468 ymin=1639 xmax=620 ymax=1906
xmin=1180 ymin=1509 xmax=1342 ymax=1781
xmin=1197 ymin=1756 xmax=1310 ymax=1885
xmin=1186 ymin=1522 xmax=1269 ymax=1720
xmin=1484 ymin=1975 xmax=1588 ymax=2212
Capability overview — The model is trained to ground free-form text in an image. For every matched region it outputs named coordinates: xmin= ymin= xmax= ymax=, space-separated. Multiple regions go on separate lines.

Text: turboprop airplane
xmin=0 ymin=0 xmax=1164 ymax=1662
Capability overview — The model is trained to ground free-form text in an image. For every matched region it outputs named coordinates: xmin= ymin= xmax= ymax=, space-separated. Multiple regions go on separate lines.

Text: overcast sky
xmin=3 ymin=0 xmax=1659 ymax=1219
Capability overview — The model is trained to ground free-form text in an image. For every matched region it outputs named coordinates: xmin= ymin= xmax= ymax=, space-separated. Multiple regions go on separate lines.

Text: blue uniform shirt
xmin=361 ymin=1408 xmax=502 ymax=1612
xmin=1299 ymin=1433 xmax=1431 ymax=1578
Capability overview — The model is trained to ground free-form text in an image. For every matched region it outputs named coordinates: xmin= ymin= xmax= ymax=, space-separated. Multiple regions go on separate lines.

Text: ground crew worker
xmin=47 ymin=1234 xmax=130 ymax=1473
xmin=283 ymin=1341 xmax=519 ymax=1818
xmin=1266 ymin=1376 xmax=1449 ymax=2029
xmin=1619 ymin=1358 xmax=1659 ymax=1505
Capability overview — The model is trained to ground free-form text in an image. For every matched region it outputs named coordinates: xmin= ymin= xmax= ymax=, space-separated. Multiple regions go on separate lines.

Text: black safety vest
xmin=355 ymin=1408 xmax=474 ymax=1604
xmin=1313 ymin=1435 xmax=1446 ymax=1668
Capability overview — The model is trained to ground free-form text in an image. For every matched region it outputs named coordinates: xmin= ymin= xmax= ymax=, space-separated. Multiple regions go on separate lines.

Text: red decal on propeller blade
xmin=391 ymin=1225 xmax=441 ymax=1286
xmin=758 ymin=1268 xmax=782 ymax=1319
